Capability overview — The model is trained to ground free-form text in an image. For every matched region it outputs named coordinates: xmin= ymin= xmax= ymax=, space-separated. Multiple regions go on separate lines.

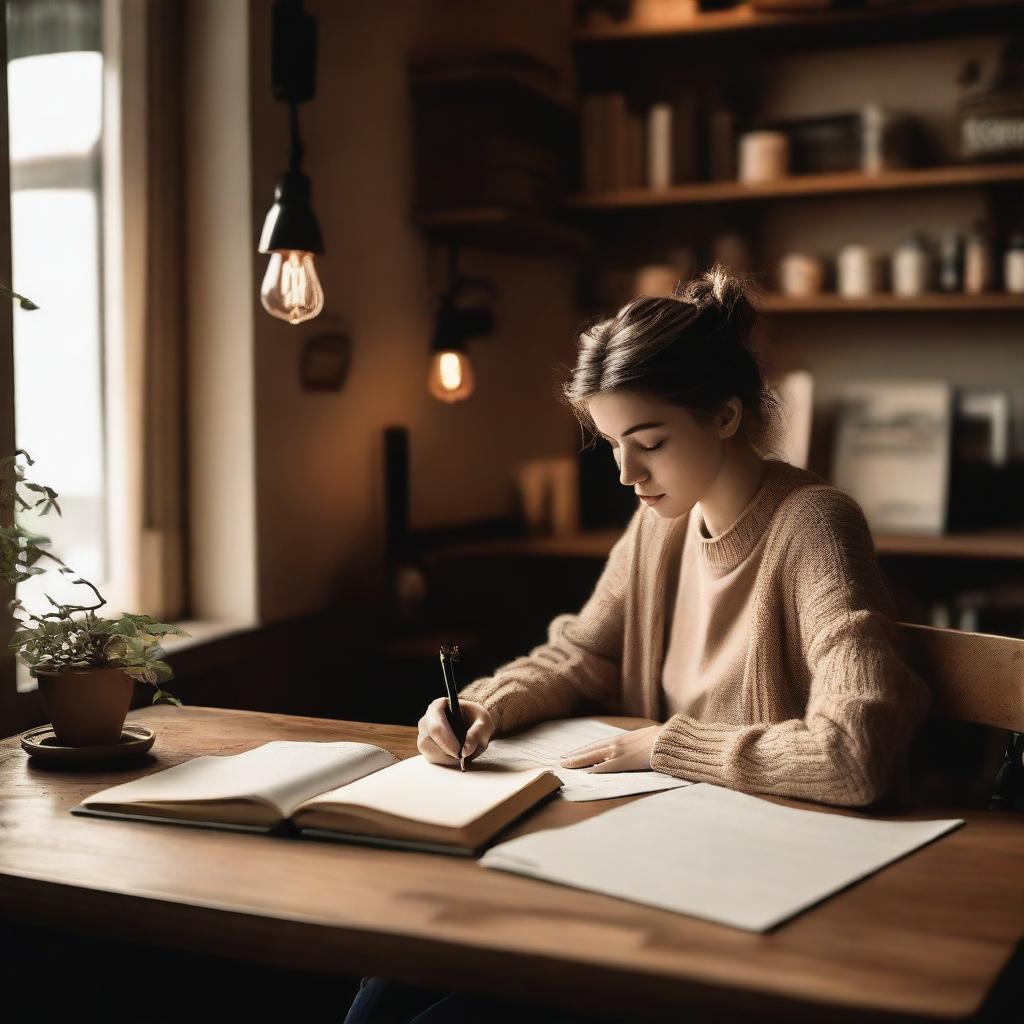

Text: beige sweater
xmin=460 ymin=460 xmax=931 ymax=807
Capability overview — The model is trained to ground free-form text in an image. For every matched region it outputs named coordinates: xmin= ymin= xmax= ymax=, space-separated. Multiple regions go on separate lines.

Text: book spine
xmin=672 ymin=92 xmax=699 ymax=183
xmin=647 ymin=102 xmax=673 ymax=190
xmin=604 ymin=92 xmax=629 ymax=192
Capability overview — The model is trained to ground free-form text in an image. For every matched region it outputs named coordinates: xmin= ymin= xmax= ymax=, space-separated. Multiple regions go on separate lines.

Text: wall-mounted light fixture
xmin=258 ymin=0 xmax=324 ymax=325
xmin=427 ymin=246 xmax=495 ymax=404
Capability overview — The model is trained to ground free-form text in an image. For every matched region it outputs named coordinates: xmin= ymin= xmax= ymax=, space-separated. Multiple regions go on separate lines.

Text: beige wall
xmin=247 ymin=0 xmax=579 ymax=623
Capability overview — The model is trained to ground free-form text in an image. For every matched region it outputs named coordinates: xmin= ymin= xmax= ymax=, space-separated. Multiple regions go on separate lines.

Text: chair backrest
xmin=899 ymin=622 xmax=1024 ymax=733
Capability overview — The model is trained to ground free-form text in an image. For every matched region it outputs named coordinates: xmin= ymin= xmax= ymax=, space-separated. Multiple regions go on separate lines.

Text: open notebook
xmin=71 ymin=741 xmax=561 ymax=856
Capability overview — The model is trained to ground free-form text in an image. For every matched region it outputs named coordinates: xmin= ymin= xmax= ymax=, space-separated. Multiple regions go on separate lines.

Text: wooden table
xmin=2 ymin=706 xmax=1022 ymax=1022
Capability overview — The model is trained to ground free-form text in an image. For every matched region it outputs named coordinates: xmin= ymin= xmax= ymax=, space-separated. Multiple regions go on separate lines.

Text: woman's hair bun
xmin=676 ymin=263 xmax=753 ymax=316
xmin=674 ymin=264 xmax=759 ymax=345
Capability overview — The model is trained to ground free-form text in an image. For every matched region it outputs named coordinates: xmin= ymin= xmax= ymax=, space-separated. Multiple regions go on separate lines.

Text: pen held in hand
xmin=439 ymin=644 xmax=468 ymax=771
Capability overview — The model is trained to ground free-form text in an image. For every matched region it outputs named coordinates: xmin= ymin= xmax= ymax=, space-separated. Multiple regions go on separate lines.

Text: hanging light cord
xmin=288 ymin=100 xmax=304 ymax=174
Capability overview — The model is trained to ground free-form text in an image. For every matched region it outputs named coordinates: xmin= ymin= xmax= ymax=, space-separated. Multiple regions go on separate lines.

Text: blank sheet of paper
xmin=480 ymin=783 xmax=964 ymax=931
xmin=476 ymin=718 xmax=693 ymax=802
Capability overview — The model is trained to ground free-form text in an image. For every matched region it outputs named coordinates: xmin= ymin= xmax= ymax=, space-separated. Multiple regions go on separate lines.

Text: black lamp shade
xmin=258 ymin=170 xmax=324 ymax=254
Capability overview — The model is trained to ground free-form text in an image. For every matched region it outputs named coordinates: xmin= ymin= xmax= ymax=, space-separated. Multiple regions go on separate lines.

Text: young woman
xmin=345 ymin=266 xmax=930 ymax=1024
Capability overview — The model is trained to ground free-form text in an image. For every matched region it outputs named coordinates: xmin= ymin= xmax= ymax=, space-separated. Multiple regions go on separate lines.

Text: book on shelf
xmin=583 ymin=90 xmax=699 ymax=194
xmin=71 ymin=740 xmax=561 ymax=857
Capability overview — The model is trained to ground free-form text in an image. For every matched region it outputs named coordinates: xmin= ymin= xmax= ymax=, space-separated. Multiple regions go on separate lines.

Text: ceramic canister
xmin=738 ymin=131 xmax=790 ymax=184
xmin=837 ymin=244 xmax=884 ymax=298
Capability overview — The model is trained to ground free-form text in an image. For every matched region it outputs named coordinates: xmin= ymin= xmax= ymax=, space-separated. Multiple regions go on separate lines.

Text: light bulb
xmin=427 ymin=349 xmax=475 ymax=403
xmin=260 ymin=250 xmax=324 ymax=325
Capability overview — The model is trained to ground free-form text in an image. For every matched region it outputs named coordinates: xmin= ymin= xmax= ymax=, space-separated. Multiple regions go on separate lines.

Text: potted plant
xmin=1 ymin=449 xmax=187 ymax=746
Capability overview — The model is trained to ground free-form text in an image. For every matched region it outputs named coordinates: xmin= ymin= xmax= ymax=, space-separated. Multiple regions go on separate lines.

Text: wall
xmin=247 ymin=0 xmax=579 ymax=624
xmin=184 ymin=0 xmax=259 ymax=625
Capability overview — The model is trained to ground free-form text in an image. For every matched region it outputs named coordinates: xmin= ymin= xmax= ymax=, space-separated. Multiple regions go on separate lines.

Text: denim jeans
xmin=342 ymin=976 xmax=603 ymax=1024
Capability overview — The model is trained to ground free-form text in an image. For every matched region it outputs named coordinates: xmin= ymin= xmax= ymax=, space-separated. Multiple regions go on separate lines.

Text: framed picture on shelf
xmin=832 ymin=380 xmax=953 ymax=536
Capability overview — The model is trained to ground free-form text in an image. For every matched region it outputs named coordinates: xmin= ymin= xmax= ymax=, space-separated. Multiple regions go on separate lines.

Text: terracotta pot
xmin=36 ymin=668 xmax=134 ymax=747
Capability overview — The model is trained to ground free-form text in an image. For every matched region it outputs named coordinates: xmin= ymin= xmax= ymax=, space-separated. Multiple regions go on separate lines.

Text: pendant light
xmin=427 ymin=246 xmax=495 ymax=404
xmin=258 ymin=0 xmax=324 ymax=325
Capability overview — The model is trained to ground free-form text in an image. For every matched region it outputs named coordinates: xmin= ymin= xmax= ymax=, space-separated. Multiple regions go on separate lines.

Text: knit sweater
xmin=459 ymin=460 xmax=931 ymax=808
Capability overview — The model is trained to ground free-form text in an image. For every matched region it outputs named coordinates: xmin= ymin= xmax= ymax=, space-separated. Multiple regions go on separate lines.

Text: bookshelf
xmin=757 ymin=294 xmax=1024 ymax=314
xmin=562 ymin=0 xmax=1024 ymax=625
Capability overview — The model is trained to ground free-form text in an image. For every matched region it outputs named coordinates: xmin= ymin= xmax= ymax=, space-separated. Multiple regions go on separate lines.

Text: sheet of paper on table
xmin=481 ymin=783 xmax=965 ymax=931
xmin=474 ymin=718 xmax=693 ymax=802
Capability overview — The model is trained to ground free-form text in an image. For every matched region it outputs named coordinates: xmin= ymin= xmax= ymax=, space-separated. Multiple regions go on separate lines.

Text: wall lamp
xmin=427 ymin=246 xmax=496 ymax=404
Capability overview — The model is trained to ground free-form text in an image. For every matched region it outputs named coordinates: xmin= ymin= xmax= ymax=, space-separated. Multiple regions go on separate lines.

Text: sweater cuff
xmin=651 ymin=714 xmax=734 ymax=783
xmin=457 ymin=677 xmax=515 ymax=734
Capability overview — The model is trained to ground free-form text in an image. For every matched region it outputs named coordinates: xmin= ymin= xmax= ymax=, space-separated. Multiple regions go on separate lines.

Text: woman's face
xmin=586 ymin=390 xmax=731 ymax=519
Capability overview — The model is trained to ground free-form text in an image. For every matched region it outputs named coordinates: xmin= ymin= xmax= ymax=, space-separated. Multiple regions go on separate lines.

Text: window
xmin=6 ymin=1 xmax=107 ymax=689
xmin=7 ymin=1 xmax=106 ymax=629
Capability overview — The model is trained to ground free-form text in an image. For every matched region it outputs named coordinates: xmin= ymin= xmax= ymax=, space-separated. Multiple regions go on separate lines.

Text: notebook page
xmin=302 ymin=755 xmax=553 ymax=828
xmin=80 ymin=741 xmax=398 ymax=818
xmin=475 ymin=718 xmax=693 ymax=802
xmin=481 ymin=783 xmax=964 ymax=932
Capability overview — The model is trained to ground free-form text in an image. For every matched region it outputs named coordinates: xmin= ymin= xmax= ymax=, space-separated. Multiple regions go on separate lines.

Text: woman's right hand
xmin=417 ymin=698 xmax=495 ymax=766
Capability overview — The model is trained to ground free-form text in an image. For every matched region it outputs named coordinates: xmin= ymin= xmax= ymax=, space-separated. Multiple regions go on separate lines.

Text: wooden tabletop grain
xmin=1 ymin=706 xmax=1021 ymax=1022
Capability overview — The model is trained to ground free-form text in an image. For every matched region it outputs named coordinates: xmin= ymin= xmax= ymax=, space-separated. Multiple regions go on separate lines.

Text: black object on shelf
xmin=384 ymin=426 xmax=412 ymax=563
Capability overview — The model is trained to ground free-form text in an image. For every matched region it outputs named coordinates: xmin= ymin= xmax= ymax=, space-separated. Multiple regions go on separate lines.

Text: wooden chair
xmin=898 ymin=622 xmax=1024 ymax=810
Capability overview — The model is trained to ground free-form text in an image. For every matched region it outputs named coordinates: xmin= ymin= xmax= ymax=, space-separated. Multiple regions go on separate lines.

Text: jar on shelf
xmin=837 ymin=244 xmax=884 ymax=298
xmin=963 ymin=222 xmax=993 ymax=294
xmin=891 ymin=235 xmax=932 ymax=297
xmin=1004 ymin=233 xmax=1024 ymax=294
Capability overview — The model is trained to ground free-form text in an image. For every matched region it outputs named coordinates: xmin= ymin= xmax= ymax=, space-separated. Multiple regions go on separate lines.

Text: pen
xmin=439 ymin=644 xmax=467 ymax=771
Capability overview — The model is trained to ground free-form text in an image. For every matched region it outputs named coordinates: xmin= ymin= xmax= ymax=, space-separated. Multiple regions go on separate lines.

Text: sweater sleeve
xmin=650 ymin=489 xmax=931 ymax=807
xmin=458 ymin=506 xmax=644 ymax=735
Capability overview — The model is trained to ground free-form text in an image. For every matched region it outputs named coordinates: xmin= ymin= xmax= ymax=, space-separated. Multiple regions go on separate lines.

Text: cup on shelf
xmin=514 ymin=457 xmax=580 ymax=537
xmin=547 ymin=457 xmax=580 ymax=537
xmin=515 ymin=461 xmax=551 ymax=535
xmin=837 ymin=244 xmax=884 ymax=298
xmin=778 ymin=253 xmax=826 ymax=297
xmin=738 ymin=131 xmax=790 ymax=184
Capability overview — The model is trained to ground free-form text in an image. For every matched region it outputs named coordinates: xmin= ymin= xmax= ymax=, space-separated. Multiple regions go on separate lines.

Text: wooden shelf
xmin=566 ymin=164 xmax=1024 ymax=210
xmin=428 ymin=527 xmax=1024 ymax=562
xmin=423 ymin=529 xmax=623 ymax=561
xmin=874 ymin=530 xmax=1024 ymax=560
xmin=415 ymin=207 xmax=588 ymax=255
xmin=759 ymin=294 xmax=1024 ymax=314
xmin=574 ymin=0 xmax=1023 ymax=42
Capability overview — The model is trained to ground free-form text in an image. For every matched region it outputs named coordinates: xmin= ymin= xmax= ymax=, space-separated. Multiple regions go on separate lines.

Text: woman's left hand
xmin=559 ymin=724 xmax=663 ymax=773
